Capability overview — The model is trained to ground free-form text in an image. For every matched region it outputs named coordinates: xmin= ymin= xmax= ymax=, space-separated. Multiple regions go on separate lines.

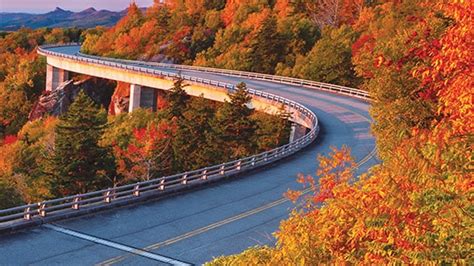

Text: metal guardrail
xmin=0 ymin=43 xmax=368 ymax=231
xmin=75 ymin=53 xmax=370 ymax=101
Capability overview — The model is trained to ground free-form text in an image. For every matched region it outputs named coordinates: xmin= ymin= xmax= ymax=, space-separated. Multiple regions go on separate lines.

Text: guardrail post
xmin=202 ymin=169 xmax=208 ymax=180
xmin=236 ymin=160 xmax=241 ymax=171
xmin=24 ymin=207 xmax=31 ymax=220
xmin=72 ymin=196 xmax=80 ymax=210
xmin=251 ymin=157 xmax=256 ymax=166
xmin=38 ymin=202 xmax=46 ymax=217
xmin=220 ymin=165 xmax=225 ymax=175
xmin=159 ymin=179 xmax=165 ymax=190
xmin=133 ymin=184 xmax=140 ymax=197
xmin=104 ymin=189 xmax=112 ymax=203
xmin=182 ymin=174 xmax=188 ymax=185
xmin=264 ymin=153 xmax=268 ymax=162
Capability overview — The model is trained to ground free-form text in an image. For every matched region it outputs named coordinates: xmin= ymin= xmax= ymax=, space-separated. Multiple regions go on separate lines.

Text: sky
xmin=0 ymin=0 xmax=155 ymax=13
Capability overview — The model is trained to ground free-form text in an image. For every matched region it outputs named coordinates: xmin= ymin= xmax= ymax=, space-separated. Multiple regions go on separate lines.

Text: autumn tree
xmin=101 ymin=108 xmax=159 ymax=149
xmin=47 ymin=91 xmax=115 ymax=197
xmin=351 ymin=0 xmax=446 ymax=160
xmin=305 ymin=0 xmax=365 ymax=28
xmin=15 ymin=117 xmax=58 ymax=202
xmin=0 ymin=49 xmax=45 ymax=137
xmin=0 ymin=136 xmax=25 ymax=208
xmin=115 ymin=122 xmax=174 ymax=184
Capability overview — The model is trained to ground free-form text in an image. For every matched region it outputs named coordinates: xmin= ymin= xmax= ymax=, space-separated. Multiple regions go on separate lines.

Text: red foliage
xmin=352 ymin=34 xmax=374 ymax=58
xmin=114 ymin=121 xmax=176 ymax=183
xmin=2 ymin=135 xmax=18 ymax=145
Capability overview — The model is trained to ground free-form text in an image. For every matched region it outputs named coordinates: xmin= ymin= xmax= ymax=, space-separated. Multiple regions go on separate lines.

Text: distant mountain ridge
xmin=0 ymin=7 xmax=132 ymax=31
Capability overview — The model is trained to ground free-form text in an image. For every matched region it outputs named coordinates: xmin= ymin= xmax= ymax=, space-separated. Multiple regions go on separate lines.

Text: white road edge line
xmin=43 ymin=224 xmax=191 ymax=266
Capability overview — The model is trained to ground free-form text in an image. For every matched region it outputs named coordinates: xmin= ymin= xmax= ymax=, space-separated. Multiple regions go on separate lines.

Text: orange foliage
xmin=274 ymin=0 xmax=290 ymax=17
xmin=242 ymin=8 xmax=270 ymax=31
xmin=413 ymin=1 xmax=474 ymax=136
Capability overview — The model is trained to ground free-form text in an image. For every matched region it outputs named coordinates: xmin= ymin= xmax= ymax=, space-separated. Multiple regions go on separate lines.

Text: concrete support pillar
xmin=129 ymin=84 xmax=142 ymax=112
xmin=46 ymin=65 xmax=69 ymax=91
xmin=289 ymin=123 xmax=297 ymax=143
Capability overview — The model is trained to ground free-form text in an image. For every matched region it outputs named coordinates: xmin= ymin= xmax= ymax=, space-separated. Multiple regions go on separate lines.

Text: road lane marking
xmin=98 ymin=143 xmax=377 ymax=266
xmin=43 ymin=224 xmax=191 ymax=266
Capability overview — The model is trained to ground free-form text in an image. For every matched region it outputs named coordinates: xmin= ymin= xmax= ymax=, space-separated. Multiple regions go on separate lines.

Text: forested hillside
xmin=81 ymin=0 xmax=362 ymax=86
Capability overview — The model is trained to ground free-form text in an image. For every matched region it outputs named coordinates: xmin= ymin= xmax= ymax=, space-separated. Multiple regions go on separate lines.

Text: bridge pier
xmin=46 ymin=65 xmax=69 ymax=91
xmin=129 ymin=84 xmax=159 ymax=112
xmin=129 ymin=84 xmax=142 ymax=112
xmin=289 ymin=123 xmax=308 ymax=143
xmin=289 ymin=123 xmax=297 ymax=143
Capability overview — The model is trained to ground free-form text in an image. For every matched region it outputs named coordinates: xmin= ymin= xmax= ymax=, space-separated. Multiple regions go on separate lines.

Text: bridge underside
xmin=44 ymin=57 xmax=313 ymax=130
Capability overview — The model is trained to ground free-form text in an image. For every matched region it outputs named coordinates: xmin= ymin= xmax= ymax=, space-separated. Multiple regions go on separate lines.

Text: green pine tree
xmin=172 ymin=96 xmax=220 ymax=171
xmin=212 ymin=82 xmax=257 ymax=159
xmin=48 ymin=90 xmax=115 ymax=197
xmin=249 ymin=15 xmax=285 ymax=74
xmin=254 ymin=104 xmax=292 ymax=151
xmin=0 ymin=181 xmax=24 ymax=209
xmin=164 ymin=77 xmax=190 ymax=119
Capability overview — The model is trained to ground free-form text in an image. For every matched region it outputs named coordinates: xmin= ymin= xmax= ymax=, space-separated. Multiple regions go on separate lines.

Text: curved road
xmin=0 ymin=46 xmax=378 ymax=265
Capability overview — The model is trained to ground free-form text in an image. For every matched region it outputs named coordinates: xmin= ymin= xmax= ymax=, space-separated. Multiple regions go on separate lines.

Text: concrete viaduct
xmin=0 ymin=44 xmax=378 ymax=265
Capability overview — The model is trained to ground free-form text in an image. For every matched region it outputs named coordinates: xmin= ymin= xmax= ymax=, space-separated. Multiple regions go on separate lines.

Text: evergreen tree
xmin=0 ymin=181 xmax=23 ymax=209
xmin=249 ymin=15 xmax=285 ymax=74
xmin=164 ymin=77 xmax=190 ymax=119
xmin=173 ymin=96 xmax=219 ymax=171
xmin=291 ymin=25 xmax=358 ymax=86
xmin=48 ymin=90 xmax=114 ymax=197
xmin=212 ymin=82 xmax=257 ymax=159
xmin=254 ymin=105 xmax=292 ymax=151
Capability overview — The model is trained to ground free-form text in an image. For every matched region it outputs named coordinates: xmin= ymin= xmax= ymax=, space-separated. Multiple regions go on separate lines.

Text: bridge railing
xmin=75 ymin=52 xmax=369 ymax=101
xmin=38 ymin=43 xmax=370 ymax=100
xmin=0 ymin=44 xmax=326 ymax=231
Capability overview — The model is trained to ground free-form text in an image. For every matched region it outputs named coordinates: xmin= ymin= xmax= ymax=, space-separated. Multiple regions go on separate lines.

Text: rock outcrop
xmin=108 ymin=81 xmax=130 ymax=115
xmin=29 ymin=77 xmax=116 ymax=120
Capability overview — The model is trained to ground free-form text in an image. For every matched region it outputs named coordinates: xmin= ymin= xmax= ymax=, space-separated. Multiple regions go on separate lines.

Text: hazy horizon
xmin=0 ymin=0 xmax=154 ymax=13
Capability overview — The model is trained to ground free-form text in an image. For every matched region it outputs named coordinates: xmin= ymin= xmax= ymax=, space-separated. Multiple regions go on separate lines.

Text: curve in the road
xmin=0 ymin=45 xmax=378 ymax=265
